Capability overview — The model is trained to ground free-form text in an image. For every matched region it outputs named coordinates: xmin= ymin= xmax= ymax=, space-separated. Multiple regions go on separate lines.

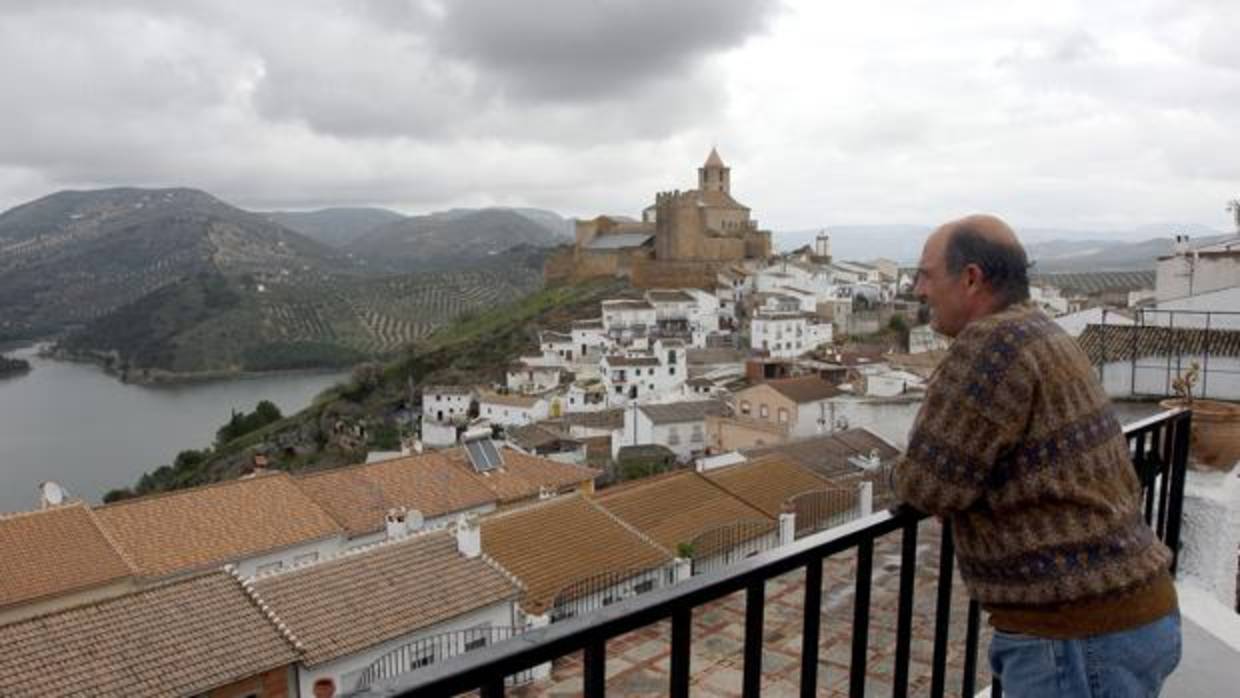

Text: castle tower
xmin=698 ymin=147 xmax=730 ymax=194
xmin=815 ymin=231 xmax=831 ymax=261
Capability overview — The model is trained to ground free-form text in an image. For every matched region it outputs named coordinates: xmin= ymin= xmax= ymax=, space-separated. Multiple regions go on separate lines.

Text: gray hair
xmin=943 ymin=225 xmax=1031 ymax=307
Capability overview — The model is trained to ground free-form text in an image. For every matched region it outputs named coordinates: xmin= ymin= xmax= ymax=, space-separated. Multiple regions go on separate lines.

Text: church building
xmin=545 ymin=149 xmax=772 ymax=289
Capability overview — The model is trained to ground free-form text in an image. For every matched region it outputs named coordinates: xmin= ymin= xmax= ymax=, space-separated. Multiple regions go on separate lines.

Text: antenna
xmin=38 ymin=481 xmax=66 ymax=508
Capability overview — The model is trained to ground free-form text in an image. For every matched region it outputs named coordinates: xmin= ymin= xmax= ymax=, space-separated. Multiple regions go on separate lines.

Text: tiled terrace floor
xmin=511 ymin=520 xmax=993 ymax=697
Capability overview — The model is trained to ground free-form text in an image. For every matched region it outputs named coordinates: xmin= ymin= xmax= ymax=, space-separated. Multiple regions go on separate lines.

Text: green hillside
xmin=104 ymin=277 xmax=634 ymax=500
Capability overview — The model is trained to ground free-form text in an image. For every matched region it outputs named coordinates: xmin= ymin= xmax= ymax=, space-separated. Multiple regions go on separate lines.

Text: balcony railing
xmin=353 ymin=408 xmax=1190 ymax=698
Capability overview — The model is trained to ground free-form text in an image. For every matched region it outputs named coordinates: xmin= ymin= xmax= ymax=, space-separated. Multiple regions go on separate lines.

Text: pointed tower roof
xmin=703 ymin=147 xmax=726 ymax=168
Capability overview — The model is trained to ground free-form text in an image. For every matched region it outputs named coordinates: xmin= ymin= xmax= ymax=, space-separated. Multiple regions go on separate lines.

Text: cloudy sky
xmin=1 ymin=0 xmax=1237 ymax=233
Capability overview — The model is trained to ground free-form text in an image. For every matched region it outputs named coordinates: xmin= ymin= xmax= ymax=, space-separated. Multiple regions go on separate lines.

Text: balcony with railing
xmin=351 ymin=408 xmax=1239 ymax=697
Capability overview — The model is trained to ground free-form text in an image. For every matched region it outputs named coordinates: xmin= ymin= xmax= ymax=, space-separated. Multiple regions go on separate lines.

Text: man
xmin=892 ymin=215 xmax=1180 ymax=697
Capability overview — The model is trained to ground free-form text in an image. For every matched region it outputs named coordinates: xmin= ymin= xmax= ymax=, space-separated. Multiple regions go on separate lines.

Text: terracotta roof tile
xmin=639 ymin=400 xmax=728 ymax=425
xmin=759 ymin=376 xmax=841 ymax=403
xmin=0 ymin=571 xmax=297 ymax=697
xmin=1077 ymin=324 xmax=1240 ymax=362
xmin=0 ymin=503 xmax=136 ymax=610
xmin=478 ymin=391 xmax=543 ymax=408
xmin=742 ymin=429 xmax=899 ymax=481
xmin=702 ymin=456 xmax=831 ymax=518
xmin=481 ymin=496 xmax=672 ymax=615
xmin=458 ymin=447 xmax=598 ymax=504
xmin=296 ymin=453 xmax=497 ymax=537
xmin=94 ymin=473 xmax=343 ymax=578
xmin=252 ymin=529 xmax=519 ymax=666
xmin=595 ymin=471 xmax=775 ymax=551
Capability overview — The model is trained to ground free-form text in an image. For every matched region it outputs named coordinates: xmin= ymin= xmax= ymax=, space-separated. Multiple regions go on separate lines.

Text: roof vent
xmin=38 ymin=481 xmax=67 ymax=509
xmin=465 ymin=438 xmax=504 ymax=473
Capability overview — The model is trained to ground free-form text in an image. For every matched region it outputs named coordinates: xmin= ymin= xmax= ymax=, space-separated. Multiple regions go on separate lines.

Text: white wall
xmin=480 ymin=400 xmax=549 ymax=427
xmin=1097 ymin=356 xmax=1240 ymax=401
xmin=1145 ymin=286 xmax=1240 ymax=330
xmin=299 ymin=601 xmax=516 ymax=696
xmin=425 ymin=392 xmax=471 ymax=423
xmin=654 ymin=420 xmax=709 ymax=461
xmin=1156 ymin=254 xmax=1240 ymax=302
xmin=237 ymin=535 xmax=348 ymax=579
xmin=422 ymin=419 xmax=458 ymax=448
xmin=823 ymin=397 xmax=922 ymax=449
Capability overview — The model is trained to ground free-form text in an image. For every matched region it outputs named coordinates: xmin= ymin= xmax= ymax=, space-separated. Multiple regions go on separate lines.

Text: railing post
xmin=930 ymin=525 xmax=955 ymax=698
xmin=800 ymin=556 xmax=824 ymax=697
xmin=1166 ymin=410 xmax=1191 ymax=575
xmin=779 ymin=510 xmax=796 ymax=547
xmin=528 ymin=613 xmax=553 ymax=680
xmin=858 ymin=481 xmax=873 ymax=517
xmin=743 ymin=581 xmax=766 ymax=698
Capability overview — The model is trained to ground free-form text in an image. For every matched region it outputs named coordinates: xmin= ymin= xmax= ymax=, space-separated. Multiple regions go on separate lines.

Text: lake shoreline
xmin=33 ymin=342 xmax=355 ymax=387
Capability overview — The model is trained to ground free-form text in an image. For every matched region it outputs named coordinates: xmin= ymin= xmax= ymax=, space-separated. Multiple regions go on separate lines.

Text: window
xmin=740 ymin=400 xmax=750 ymax=415
xmin=759 ymin=404 xmax=769 ymax=419
xmin=667 ymin=426 xmax=681 ymax=445
xmin=777 ymin=408 xmax=789 ymax=424
xmin=669 ymin=366 xmax=676 ymax=375
xmin=691 ymin=425 xmax=704 ymax=443
xmin=616 ymin=385 xmax=623 ymax=395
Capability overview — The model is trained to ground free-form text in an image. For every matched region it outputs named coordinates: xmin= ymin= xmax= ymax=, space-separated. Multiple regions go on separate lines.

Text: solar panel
xmin=465 ymin=438 xmax=504 ymax=473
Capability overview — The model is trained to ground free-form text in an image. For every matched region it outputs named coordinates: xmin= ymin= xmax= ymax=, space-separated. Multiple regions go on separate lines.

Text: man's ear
xmin=964 ymin=263 xmax=984 ymax=292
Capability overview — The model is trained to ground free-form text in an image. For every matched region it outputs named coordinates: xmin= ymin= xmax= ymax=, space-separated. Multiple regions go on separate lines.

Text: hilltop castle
xmin=544 ymin=148 xmax=772 ymax=288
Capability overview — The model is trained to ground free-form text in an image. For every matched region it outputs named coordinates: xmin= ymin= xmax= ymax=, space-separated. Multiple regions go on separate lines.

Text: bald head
xmin=937 ymin=214 xmax=1031 ymax=308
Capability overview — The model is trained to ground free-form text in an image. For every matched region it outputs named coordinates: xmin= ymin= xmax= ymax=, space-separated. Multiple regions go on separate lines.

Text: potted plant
xmin=1160 ymin=361 xmax=1240 ymax=470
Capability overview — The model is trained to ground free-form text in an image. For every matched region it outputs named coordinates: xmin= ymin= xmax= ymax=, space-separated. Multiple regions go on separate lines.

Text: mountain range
xmin=775 ymin=223 xmax=1229 ymax=270
xmin=0 ymin=188 xmax=562 ymax=378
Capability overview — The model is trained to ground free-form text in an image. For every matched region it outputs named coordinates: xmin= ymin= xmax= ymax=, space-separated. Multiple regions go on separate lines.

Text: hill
xmin=262 ymin=207 xmax=407 ymax=247
xmin=0 ymin=187 xmax=349 ymax=342
xmin=104 ymin=277 xmax=634 ymax=499
xmin=348 ymin=207 xmax=571 ymax=272
xmin=54 ymin=258 xmax=546 ymax=380
xmin=775 ymin=223 xmax=1226 ymax=267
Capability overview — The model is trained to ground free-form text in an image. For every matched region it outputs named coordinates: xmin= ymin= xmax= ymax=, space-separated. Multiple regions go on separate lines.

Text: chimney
xmin=385 ymin=507 xmax=409 ymax=540
xmin=455 ymin=512 xmax=481 ymax=558
xmin=1174 ymin=234 xmax=1191 ymax=256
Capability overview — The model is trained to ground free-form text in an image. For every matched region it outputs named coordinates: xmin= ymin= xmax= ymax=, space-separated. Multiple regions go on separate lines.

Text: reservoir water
xmin=0 ymin=344 xmax=348 ymax=514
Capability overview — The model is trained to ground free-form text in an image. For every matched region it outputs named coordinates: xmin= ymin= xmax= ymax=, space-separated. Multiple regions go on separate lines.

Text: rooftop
xmin=702 ymin=455 xmax=831 ymax=518
xmin=742 ymin=429 xmax=900 ymax=481
xmin=639 ymin=399 xmax=729 ymax=425
xmin=585 ymin=232 xmax=654 ymax=250
xmin=646 ymin=290 xmax=697 ymax=303
xmin=0 ymin=502 xmax=136 ymax=611
xmin=602 ymin=299 xmax=656 ymax=311
xmin=1077 ymin=323 xmax=1240 ymax=362
xmin=595 ymin=471 xmax=775 ymax=552
xmin=480 ymin=495 xmax=672 ymax=615
xmin=478 ymin=390 xmax=544 ymax=408
xmin=296 ymin=454 xmax=497 ymax=537
xmin=0 ymin=571 xmax=298 ymax=697
xmin=605 ymin=355 xmax=661 ymax=367
xmin=455 ymin=447 xmax=598 ymax=504
xmin=94 ymin=472 xmax=343 ymax=578
xmin=251 ymin=529 xmax=520 ymax=666
xmin=750 ymin=375 xmax=841 ymax=403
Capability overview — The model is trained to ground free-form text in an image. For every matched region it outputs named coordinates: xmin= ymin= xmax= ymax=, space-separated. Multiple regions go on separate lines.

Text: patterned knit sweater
xmin=892 ymin=302 xmax=1172 ymax=608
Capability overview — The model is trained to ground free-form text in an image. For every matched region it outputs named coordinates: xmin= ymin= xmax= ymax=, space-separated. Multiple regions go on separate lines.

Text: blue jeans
xmin=989 ymin=611 xmax=1181 ymax=697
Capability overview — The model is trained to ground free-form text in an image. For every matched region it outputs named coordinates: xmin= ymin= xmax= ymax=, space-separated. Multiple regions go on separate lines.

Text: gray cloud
xmin=0 ymin=0 xmax=1236 ymax=234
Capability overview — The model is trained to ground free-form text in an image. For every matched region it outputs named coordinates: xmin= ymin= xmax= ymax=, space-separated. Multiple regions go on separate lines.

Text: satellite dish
xmin=39 ymin=481 xmax=66 ymax=508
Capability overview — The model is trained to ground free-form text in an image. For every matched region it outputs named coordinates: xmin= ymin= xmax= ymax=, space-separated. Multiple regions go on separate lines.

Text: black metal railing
xmin=353 ymin=408 xmax=1191 ymax=698
xmin=549 ymin=565 xmax=677 ymax=622
xmin=354 ymin=626 xmax=534 ymax=693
